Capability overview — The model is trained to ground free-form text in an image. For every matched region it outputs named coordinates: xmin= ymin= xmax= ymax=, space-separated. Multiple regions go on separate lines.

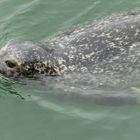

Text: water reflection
xmin=7 ymin=72 xmax=140 ymax=106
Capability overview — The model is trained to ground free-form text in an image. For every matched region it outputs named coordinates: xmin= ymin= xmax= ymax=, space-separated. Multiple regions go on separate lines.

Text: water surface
xmin=1 ymin=0 xmax=140 ymax=140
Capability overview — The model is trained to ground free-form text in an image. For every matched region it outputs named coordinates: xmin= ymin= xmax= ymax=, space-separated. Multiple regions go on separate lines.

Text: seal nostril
xmin=5 ymin=60 xmax=17 ymax=68
xmin=0 ymin=68 xmax=5 ymax=75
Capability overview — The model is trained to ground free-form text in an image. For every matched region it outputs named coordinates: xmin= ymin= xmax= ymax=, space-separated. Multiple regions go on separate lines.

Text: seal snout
xmin=0 ymin=60 xmax=19 ymax=77
xmin=0 ymin=62 xmax=7 ymax=75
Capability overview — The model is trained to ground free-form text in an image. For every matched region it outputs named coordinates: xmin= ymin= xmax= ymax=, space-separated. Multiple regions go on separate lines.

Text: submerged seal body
xmin=1 ymin=13 xmax=140 ymax=106
xmin=1 ymin=13 xmax=140 ymax=79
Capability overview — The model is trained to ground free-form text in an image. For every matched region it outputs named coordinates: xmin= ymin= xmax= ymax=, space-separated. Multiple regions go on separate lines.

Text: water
xmin=1 ymin=0 xmax=140 ymax=140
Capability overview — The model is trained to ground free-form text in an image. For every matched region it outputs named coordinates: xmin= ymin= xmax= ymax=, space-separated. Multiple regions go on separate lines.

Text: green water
xmin=1 ymin=0 xmax=140 ymax=140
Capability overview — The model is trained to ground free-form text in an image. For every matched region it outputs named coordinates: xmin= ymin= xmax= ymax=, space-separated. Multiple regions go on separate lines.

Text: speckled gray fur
xmin=1 ymin=12 xmax=140 ymax=79
xmin=45 ymin=12 xmax=140 ymax=77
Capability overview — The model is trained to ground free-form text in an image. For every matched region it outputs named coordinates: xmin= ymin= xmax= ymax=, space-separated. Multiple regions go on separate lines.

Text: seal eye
xmin=5 ymin=60 xmax=17 ymax=68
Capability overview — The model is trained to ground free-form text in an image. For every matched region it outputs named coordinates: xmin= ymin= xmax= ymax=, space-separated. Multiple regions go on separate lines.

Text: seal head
xmin=0 ymin=42 xmax=60 ymax=77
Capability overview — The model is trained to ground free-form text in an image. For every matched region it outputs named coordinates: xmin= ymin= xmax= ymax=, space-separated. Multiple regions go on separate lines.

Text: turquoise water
xmin=1 ymin=0 xmax=140 ymax=140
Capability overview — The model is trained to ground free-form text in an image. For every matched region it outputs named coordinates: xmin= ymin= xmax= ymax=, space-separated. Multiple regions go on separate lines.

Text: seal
xmin=0 ymin=42 xmax=60 ymax=77
xmin=1 ymin=12 xmax=140 ymax=79
xmin=1 ymin=12 xmax=140 ymax=105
